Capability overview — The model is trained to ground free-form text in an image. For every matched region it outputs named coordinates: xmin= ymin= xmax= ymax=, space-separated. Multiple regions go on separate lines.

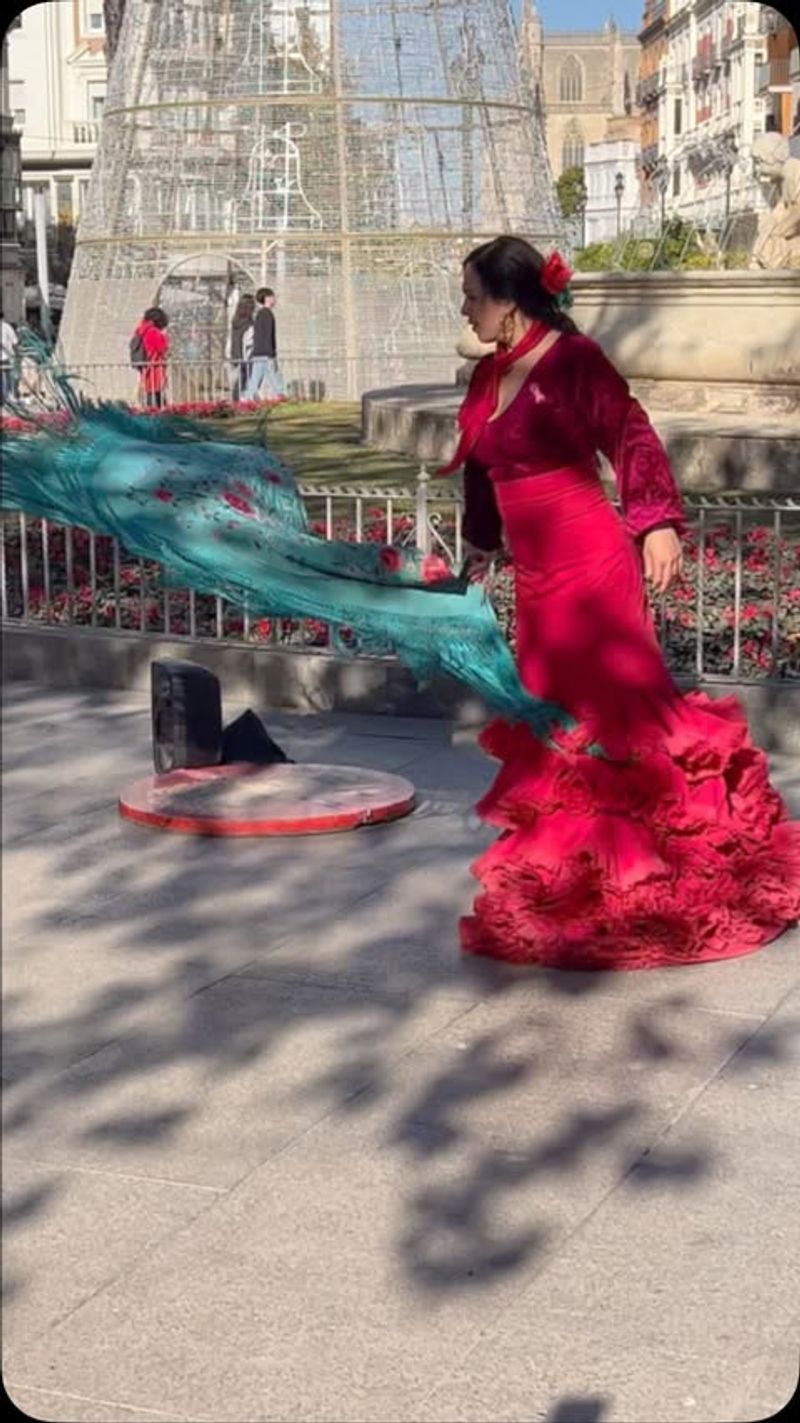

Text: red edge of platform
xmin=118 ymin=763 xmax=416 ymax=837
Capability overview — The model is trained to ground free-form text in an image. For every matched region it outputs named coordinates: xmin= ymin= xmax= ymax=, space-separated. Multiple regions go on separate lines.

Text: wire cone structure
xmin=60 ymin=0 xmax=563 ymax=399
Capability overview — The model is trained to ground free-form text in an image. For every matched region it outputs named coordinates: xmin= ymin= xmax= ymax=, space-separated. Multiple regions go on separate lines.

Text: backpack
xmin=129 ymin=329 xmax=147 ymax=368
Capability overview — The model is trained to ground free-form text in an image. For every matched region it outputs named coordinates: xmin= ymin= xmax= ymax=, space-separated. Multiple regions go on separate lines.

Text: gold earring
xmin=499 ymin=311 xmax=515 ymax=347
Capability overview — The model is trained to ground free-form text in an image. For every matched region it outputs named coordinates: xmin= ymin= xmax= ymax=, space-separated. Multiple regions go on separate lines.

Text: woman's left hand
xmin=642 ymin=527 xmax=683 ymax=596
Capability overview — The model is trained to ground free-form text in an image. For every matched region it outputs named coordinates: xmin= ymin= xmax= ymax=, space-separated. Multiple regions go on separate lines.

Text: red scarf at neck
xmin=436 ymin=318 xmax=551 ymax=476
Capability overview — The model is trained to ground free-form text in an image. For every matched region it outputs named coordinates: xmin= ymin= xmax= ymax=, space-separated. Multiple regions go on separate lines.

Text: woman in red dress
xmin=446 ymin=236 xmax=799 ymax=970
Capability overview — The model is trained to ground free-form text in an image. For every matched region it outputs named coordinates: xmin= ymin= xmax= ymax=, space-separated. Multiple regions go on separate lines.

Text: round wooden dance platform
xmin=118 ymin=762 xmax=416 ymax=837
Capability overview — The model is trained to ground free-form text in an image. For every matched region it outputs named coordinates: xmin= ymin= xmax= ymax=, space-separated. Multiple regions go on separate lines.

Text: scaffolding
xmin=59 ymin=0 xmax=563 ymax=399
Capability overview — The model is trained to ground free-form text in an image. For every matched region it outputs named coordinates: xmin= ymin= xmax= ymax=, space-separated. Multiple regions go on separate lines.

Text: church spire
xmin=520 ymin=0 xmax=543 ymax=86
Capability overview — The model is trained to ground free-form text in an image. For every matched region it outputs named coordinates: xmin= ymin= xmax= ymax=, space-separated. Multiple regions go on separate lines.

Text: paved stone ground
xmin=3 ymin=684 xmax=799 ymax=1423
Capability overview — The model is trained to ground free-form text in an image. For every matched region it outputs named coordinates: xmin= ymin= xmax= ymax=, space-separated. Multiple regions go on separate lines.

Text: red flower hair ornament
xmin=539 ymin=250 xmax=574 ymax=303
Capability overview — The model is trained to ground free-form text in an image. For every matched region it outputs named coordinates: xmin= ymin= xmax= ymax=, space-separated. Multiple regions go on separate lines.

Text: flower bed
xmin=0 ymin=399 xmax=280 ymax=438
xmin=2 ymin=506 xmax=798 ymax=680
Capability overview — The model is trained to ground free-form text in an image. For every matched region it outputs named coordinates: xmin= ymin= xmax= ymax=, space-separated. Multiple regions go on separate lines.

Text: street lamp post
xmin=614 ymin=170 xmax=625 ymax=237
xmin=576 ymin=173 xmax=587 ymax=250
xmin=720 ymin=135 xmax=738 ymax=225
xmin=653 ymin=158 xmax=669 ymax=231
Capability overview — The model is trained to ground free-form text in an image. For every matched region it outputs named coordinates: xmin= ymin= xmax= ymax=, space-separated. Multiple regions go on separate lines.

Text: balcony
xmin=636 ymin=71 xmax=662 ymax=106
xmin=71 ymin=122 xmax=100 ymax=144
xmin=756 ymin=56 xmax=792 ymax=92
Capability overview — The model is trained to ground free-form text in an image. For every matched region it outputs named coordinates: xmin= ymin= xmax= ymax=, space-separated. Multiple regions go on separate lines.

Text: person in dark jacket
xmin=228 ymin=293 xmax=255 ymax=401
xmin=244 ymin=288 xmax=285 ymax=401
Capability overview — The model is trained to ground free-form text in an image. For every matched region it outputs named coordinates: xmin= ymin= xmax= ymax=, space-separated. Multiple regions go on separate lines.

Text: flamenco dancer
xmin=443 ymin=235 xmax=799 ymax=970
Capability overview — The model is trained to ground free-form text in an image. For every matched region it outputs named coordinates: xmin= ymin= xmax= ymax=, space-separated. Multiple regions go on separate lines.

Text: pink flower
xmin=267 ymin=474 xmax=282 ymax=485
xmin=153 ymin=487 xmax=174 ymax=502
xmin=421 ymin=553 xmax=451 ymax=584
xmin=223 ymin=491 xmax=255 ymax=517
xmin=379 ymin=546 xmax=402 ymax=573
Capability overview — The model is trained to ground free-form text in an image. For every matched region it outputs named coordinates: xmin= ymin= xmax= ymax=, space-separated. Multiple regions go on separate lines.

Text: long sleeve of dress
xmin=576 ymin=340 xmax=686 ymax=540
xmin=461 ymin=456 xmax=503 ymax=552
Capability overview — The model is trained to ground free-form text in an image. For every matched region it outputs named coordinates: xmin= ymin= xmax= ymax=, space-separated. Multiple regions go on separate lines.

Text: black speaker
xmin=151 ymin=660 xmax=223 ymax=774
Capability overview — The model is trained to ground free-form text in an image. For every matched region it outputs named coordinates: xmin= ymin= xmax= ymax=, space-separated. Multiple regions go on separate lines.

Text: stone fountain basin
xmin=362 ymin=270 xmax=800 ymax=494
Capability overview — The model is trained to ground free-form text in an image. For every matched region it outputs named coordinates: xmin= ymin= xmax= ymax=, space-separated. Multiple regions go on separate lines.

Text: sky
xmin=515 ymin=0 xmax=645 ymax=33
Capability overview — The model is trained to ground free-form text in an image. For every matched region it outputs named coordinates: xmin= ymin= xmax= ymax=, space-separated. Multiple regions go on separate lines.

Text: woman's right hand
xmin=462 ymin=542 xmax=499 ymax=583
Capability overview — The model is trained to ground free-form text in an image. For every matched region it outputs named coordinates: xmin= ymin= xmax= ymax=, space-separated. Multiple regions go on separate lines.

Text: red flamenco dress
xmin=457 ymin=333 xmax=800 ymax=970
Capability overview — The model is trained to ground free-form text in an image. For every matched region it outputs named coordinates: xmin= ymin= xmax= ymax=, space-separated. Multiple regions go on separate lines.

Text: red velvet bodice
xmin=462 ymin=332 xmax=685 ymax=551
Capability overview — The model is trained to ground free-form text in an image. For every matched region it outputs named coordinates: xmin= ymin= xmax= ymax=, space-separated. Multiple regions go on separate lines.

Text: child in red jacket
xmin=133 ymin=306 xmax=170 ymax=408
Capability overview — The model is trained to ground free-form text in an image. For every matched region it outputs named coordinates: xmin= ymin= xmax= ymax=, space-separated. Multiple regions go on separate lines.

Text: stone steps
xmin=361 ymin=384 xmax=800 ymax=494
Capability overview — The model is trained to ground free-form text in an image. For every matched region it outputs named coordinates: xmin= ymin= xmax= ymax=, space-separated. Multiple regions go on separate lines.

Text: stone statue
xmin=750 ymin=133 xmax=800 ymax=270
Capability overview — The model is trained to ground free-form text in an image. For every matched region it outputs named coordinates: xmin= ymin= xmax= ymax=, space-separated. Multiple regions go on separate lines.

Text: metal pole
xmin=330 ymin=0 xmax=358 ymax=401
xmin=33 ymin=186 xmax=53 ymax=345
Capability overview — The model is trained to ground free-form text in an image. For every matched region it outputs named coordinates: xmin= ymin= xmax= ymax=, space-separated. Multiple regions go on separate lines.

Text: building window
xmin=559 ymin=56 xmax=583 ymax=103
xmin=561 ymin=124 xmax=585 ymax=172
xmin=674 ymin=97 xmax=682 ymax=135
xmin=672 ymin=164 xmax=681 ymax=196
xmin=55 ymin=180 xmax=74 ymax=224
xmin=87 ymin=81 xmax=106 ymax=122
xmin=82 ymin=2 xmax=105 ymax=33
xmin=13 ymin=109 xmax=25 ymax=128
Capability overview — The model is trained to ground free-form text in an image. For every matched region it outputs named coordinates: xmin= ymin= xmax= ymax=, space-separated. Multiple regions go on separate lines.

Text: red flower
xmin=153 ymin=487 xmax=174 ymax=502
xmin=379 ymin=546 xmax=402 ymax=573
xmin=223 ymin=491 xmax=255 ymax=516
xmin=540 ymin=250 xmax=573 ymax=295
xmin=267 ymin=474 xmax=282 ymax=485
xmin=421 ymin=553 xmax=451 ymax=584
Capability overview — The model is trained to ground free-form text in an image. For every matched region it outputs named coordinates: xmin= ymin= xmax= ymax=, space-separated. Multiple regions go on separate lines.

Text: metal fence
xmin=2 ymin=478 xmax=798 ymax=684
xmin=8 ymin=356 xmax=457 ymax=409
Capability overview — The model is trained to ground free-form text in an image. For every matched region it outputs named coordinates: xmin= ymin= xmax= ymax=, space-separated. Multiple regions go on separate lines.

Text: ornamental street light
xmin=614 ymin=169 xmax=625 ymax=236
xmin=719 ymin=134 xmax=738 ymax=224
xmin=653 ymin=157 xmax=670 ymax=230
xmin=575 ymin=171 xmax=587 ymax=249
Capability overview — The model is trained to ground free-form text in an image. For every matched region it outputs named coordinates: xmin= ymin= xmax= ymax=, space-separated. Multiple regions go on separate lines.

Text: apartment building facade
xmin=648 ymin=0 xmax=771 ymax=230
xmin=8 ymin=0 xmax=108 ymax=228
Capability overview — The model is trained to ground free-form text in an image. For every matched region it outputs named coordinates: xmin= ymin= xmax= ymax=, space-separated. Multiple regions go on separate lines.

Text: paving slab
xmin=2 ymin=1156 xmax=217 ymax=1363
xmin=421 ymin=1006 xmax=800 ymax=1423
xmin=3 ymin=973 xmax=474 ymax=1189
xmin=4 ymin=1385 xmax=191 ymax=1423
